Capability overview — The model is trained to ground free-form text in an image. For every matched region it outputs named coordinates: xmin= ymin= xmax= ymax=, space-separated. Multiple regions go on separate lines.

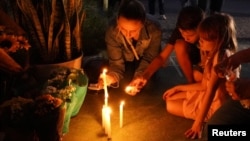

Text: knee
xmin=165 ymin=100 xmax=175 ymax=113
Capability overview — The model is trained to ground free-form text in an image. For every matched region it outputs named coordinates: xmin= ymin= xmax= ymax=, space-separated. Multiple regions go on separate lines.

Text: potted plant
xmin=0 ymin=0 xmax=85 ymax=65
xmin=0 ymin=0 xmax=89 ymax=137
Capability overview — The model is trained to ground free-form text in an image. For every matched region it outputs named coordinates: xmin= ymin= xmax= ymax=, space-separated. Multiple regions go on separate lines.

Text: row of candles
xmin=101 ymin=69 xmax=125 ymax=139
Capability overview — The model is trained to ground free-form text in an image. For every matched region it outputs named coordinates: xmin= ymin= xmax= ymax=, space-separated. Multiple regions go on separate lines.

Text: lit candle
xmin=102 ymin=105 xmax=106 ymax=128
xmin=102 ymin=105 xmax=112 ymax=138
xmin=102 ymin=68 xmax=108 ymax=105
xmin=101 ymin=68 xmax=112 ymax=138
xmin=106 ymin=107 xmax=111 ymax=138
xmin=119 ymin=101 xmax=125 ymax=128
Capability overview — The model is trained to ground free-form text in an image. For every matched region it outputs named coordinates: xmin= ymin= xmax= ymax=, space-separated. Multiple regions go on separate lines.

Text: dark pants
xmin=203 ymin=99 xmax=250 ymax=139
xmin=148 ymin=0 xmax=165 ymax=15
xmin=120 ymin=60 xmax=161 ymax=91
xmin=198 ymin=0 xmax=224 ymax=14
xmin=208 ymin=100 xmax=250 ymax=125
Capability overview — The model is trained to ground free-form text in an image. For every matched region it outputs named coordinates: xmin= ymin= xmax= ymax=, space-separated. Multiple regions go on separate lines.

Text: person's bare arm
xmin=143 ymin=43 xmax=174 ymax=80
xmin=231 ymin=48 xmax=250 ymax=64
xmin=0 ymin=48 xmax=23 ymax=73
xmin=227 ymin=78 xmax=250 ymax=99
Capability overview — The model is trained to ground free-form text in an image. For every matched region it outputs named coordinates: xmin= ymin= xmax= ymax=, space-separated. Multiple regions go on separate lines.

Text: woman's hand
xmin=88 ymin=74 xmax=117 ymax=90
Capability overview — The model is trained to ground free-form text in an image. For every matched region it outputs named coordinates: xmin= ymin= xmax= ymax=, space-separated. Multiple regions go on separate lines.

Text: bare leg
xmin=166 ymin=99 xmax=185 ymax=117
xmin=165 ymin=91 xmax=186 ymax=117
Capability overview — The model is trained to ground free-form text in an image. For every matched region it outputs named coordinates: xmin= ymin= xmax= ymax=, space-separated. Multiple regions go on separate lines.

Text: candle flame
xmin=120 ymin=101 xmax=125 ymax=106
xmin=103 ymin=68 xmax=107 ymax=73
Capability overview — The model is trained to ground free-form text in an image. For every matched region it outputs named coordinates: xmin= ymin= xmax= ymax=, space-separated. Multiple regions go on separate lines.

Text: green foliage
xmin=0 ymin=0 xmax=85 ymax=64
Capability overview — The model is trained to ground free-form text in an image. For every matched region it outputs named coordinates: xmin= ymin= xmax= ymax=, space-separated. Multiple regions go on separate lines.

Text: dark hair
xmin=118 ymin=0 xmax=146 ymax=23
xmin=177 ymin=6 xmax=205 ymax=30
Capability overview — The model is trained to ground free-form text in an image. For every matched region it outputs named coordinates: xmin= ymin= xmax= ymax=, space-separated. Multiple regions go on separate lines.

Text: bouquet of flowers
xmin=41 ymin=67 xmax=88 ymax=134
xmin=42 ymin=67 xmax=84 ymax=103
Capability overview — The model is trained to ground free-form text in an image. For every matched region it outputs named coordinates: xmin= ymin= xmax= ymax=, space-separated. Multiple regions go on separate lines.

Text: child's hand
xmin=184 ymin=122 xmax=203 ymax=139
xmin=163 ymin=87 xmax=179 ymax=100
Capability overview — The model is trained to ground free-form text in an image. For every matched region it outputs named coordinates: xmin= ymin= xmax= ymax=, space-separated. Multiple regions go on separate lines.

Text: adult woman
xmin=93 ymin=0 xmax=162 ymax=89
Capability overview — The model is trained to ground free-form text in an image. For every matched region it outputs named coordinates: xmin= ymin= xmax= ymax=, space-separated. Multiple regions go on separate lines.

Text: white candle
xmin=119 ymin=101 xmax=125 ymax=128
xmin=102 ymin=105 xmax=106 ymax=128
xmin=102 ymin=68 xmax=108 ymax=105
xmin=102 ymin=105 xmax=112 ymax=138
xmin=106 ymin=107 xmax=111 ymax=138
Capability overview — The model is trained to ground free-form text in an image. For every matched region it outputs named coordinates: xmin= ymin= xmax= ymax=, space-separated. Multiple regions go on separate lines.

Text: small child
xmin=163 ymin=13 xmax=238 ymax=139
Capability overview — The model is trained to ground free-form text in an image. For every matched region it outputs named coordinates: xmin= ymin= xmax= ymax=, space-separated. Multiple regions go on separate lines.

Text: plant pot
xmin=3 ymin=127 xmax=36 ymax=141
xmin=31 ymin=54 xmax=83 ymax=83
xmin=35 ymin=105 xmax=66 ymax=141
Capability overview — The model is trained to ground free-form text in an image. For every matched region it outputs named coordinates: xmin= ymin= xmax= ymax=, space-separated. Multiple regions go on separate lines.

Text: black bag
xmin=82 ymin=55 xmax=108 ymax=84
